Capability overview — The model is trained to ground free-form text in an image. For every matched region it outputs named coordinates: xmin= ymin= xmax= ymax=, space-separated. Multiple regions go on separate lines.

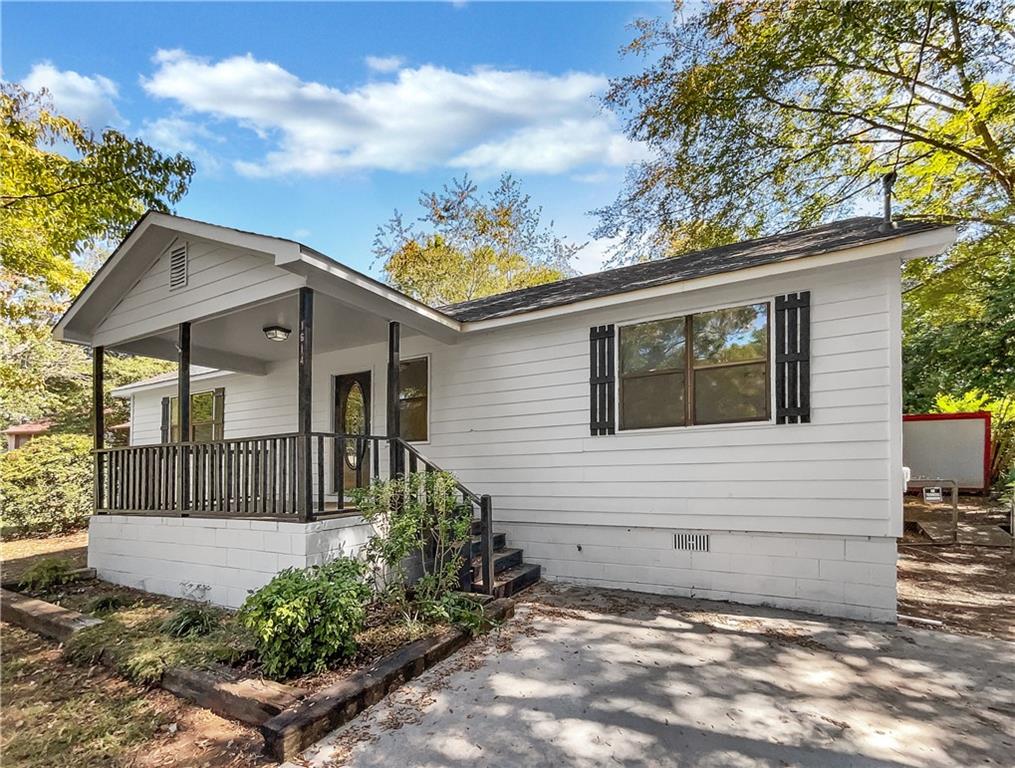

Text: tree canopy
xmin=1 ymin=83 xmax=188 ymax=430
xmin=1 ymin=83 xmax=195 ymax=320
xmin=597 ymin=0 xmax=1014 ymax=409
xmin=373 ymin=174 xmax=582 ymax=307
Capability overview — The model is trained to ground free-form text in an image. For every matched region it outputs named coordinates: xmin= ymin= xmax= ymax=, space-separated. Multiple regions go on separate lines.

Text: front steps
xmin=468 ymin=522 xmax=541 ymax=597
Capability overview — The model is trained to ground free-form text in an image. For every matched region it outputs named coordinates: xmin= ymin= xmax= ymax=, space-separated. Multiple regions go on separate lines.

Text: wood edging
xmin=0 ymin=587 xmax=103 ymax=643
xmin=260 ymin=596 xmax=516 ymax=761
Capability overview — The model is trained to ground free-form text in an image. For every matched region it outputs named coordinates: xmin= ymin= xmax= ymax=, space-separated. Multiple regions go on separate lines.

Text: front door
xmin=334 ymin=371 xmax=371 ymax=491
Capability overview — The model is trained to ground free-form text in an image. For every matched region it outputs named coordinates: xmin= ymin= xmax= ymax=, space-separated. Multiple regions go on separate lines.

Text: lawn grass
xmin=1 ymin=623 xmax=169 ymax=768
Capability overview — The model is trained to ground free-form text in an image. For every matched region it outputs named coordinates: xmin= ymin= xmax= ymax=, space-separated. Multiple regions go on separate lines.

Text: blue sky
xmin=5 ymin=1 xmax=667 ymax=276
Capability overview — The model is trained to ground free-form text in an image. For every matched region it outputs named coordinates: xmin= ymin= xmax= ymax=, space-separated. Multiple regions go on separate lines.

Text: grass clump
xmin=84 ymin=592 xmax=134 ymax=615
xmin=18 ymin=557 xmax=77 ymax=592
xmin=161 ymin=603 xmax=219 ymax=637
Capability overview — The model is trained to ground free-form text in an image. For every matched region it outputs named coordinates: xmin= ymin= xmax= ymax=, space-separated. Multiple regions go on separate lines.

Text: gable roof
xmin=441 ymin=217 xmax=946 ymax=322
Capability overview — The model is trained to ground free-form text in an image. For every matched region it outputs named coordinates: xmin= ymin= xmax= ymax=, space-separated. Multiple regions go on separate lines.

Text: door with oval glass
xmin=334 ymin=371 xmax=371 ymax=492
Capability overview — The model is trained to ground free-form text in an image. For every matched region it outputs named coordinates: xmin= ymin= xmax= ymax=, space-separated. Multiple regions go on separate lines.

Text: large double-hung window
xmin=619 ymin=303 xmax=770 ymax=429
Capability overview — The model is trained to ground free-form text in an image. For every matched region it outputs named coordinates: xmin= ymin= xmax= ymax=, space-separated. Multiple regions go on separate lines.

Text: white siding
xmin=95 ymin=236 xmax=303 ymax=346
xmin=127 ymin=256 xmax=902 ymax=541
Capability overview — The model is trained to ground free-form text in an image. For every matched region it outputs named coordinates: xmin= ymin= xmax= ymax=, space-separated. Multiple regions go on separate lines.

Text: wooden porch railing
xmin=94 ymin=431 xmax=496 ymax=592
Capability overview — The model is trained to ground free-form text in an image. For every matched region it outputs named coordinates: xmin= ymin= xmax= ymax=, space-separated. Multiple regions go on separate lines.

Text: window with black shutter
xmin=162 ymin=387 xmax=225 ymax=441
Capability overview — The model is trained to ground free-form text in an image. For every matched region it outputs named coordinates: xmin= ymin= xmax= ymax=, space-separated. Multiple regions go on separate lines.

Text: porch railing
xmin=94 ymin=431 xmax=496 ymax=591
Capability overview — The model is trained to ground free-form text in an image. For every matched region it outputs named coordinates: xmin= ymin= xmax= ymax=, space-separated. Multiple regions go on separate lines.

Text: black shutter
xmin=775 ymin=291 xmax=811 ymax=424
xmin=213 ymin=388 xmax=225 ymax=440
xmin=160 ymin=397 xmax=170 ymax=442
xmin=590 ymin=324 xmax=616 ymax=435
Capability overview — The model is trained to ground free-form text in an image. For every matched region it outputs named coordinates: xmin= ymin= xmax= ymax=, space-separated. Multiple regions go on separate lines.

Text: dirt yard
xmin=1 ymin=530 xmax=88 ymax=581
xmin=898 ymin=495 xmax=1014 ymax=640
xmin=1 ymin=623 xmax=271 ymax=768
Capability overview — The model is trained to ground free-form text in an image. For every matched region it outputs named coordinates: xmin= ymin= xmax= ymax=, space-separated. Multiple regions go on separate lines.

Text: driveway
xmin=288 ymin=584 xmax=1015 ymax=768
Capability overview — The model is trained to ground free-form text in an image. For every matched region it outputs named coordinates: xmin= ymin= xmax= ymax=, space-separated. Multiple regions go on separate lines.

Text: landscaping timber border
xmin=0 ymin=587 xmax=103 ymax=642
xmin=261 ymin=596 xmax=516 ymax=761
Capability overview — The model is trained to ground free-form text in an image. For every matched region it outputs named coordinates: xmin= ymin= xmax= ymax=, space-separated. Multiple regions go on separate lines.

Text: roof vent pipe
xmin=879 ymin=172 xmax=898 ymax=232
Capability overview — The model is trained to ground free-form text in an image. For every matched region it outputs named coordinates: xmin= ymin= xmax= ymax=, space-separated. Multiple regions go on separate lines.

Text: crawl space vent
xmin=168 ymin=243 xmax=188 ymax=290
xmin=674 ymin=532 xmax=709 ymax=552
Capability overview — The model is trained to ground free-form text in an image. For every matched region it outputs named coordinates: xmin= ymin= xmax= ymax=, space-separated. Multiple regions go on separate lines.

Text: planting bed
xmin=2 ymin=574 xmax=516 ymax=760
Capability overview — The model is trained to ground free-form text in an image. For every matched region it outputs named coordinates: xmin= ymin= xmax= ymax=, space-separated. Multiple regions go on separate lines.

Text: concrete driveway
xmin=287 ymin=584 xmax=1015 ymax=768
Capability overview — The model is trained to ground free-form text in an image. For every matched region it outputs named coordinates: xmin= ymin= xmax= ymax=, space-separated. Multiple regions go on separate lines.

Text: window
xmin=169 ymin=388 xmax=224 ymax=441
xmin=399 ymin=358 xmax=428 ymax=442
xmin=619 ymin=303 xmax=769 ymax=429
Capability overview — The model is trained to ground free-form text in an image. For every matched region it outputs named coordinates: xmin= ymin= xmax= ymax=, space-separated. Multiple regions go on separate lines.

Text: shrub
xmin=238 ymin=558 xmax=371 ymax=679
xmin=0 ymin=434 xmax=93 ymax=537
xmin=351 ymin=470 xmax=475 ymax=623
xmin=18 ymin=557 xmax=76 ymax=592
xmin=161 ymin=604 xmax=219 ymax=638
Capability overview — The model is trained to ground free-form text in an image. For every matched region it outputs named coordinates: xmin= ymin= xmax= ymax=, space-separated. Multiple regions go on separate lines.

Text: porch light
xmin=263 ymin=325 xmax=291 ymax=342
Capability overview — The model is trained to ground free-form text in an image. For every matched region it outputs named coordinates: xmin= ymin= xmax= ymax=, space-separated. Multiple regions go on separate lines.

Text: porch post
xmin=297 ymin=287 xmax=314 ymax=520
xmin=92 ymin=346 xmax=104 ymax=512
xmin=178 ymin=322 xmax=191 ymax=513
xmin=386 ymin=321 xmax=401 ymax=477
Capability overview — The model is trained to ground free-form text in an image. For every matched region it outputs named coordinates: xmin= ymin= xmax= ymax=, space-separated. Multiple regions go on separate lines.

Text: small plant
xmin=161 ymin=604 xmax=220 ymax=638
xmin=238 ymin=558 xmax=371 ymax=679
xmin=18 ymin=558 xmax=76 ymax=592
xmin=351 ymin=470 xmax=474 ymax=624
xmin=85 ymin=593 xmax=133 ymax=615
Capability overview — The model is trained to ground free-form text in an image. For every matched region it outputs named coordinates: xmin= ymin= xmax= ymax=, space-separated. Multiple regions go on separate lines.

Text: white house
xmin=55 ymin=211 xmax=955 ymax=621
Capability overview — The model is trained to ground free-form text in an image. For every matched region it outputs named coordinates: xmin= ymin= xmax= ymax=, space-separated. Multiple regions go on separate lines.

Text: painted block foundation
xmin=501 ymin=522 xmax=897 ymax=622
xmin=87 ymin=514 xmax=373 ymax=609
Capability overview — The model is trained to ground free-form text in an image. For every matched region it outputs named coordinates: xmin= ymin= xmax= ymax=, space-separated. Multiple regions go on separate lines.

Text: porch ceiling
xmin=111 ymin=291 xmax=415 ymax=374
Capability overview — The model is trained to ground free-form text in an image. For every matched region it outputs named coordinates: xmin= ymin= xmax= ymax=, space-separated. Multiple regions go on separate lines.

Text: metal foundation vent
xmin=674 ymin=532 xmax=709 ymax=552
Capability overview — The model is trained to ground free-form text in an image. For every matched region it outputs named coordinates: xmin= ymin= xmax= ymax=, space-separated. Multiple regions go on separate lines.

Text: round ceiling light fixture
xmin=263 ymin=325 xmax=291 ymax=342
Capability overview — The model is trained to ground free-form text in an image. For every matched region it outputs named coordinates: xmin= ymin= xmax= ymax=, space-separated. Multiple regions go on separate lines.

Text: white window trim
xmin=613 ymin=296 xmax=777 ymax=434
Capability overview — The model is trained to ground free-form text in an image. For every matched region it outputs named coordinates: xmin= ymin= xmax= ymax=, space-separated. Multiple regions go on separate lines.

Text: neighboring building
xmin=55 ymin=211 xmax=955 ymax=621
xmin=3 ymin=420 xmax=52 ymax=451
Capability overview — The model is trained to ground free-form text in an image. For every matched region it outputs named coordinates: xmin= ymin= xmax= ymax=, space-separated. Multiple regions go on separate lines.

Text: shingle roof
xmin=440 ymin=217 xmax=944 ymax=322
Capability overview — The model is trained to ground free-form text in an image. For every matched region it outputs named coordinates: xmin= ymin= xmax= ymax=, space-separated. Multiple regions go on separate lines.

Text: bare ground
xmin=1 ymin=530 xmax=88 ymax=581
xmin=898 ymin=495 xmax=1014 ymax=641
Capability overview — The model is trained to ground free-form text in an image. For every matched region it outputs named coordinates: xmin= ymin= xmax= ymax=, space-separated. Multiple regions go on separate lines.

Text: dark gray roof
xmin=441 ymin=217 xmax=945 ymax=322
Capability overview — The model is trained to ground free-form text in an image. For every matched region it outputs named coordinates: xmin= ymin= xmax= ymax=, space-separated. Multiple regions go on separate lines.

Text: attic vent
xmin=168 ymin=243 xmax=188 ymax=290
xmin=674 ymin=532 xmax=709 ymax=552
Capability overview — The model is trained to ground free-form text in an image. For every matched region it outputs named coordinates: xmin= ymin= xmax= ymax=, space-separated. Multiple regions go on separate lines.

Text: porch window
xmin=169 ymin=388 xmax=225 ymax=441
xmin=399 ymin=357 xmax=428 ymax=442
xmin=619 ymin=303 xmax=769 ymax=429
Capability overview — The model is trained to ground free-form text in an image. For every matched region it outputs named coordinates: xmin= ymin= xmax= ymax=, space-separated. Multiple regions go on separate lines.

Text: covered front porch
xmin=55 ymin=212 xmax=499 ymax=594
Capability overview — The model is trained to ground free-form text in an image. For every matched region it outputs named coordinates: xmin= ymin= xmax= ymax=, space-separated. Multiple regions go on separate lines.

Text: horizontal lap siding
xmin=96 ymin=238 xmax=303 ymax=344
xmin=124 ymin=256 xmax=900 ymax=539
xmin=423 ymin=258 xmax=900 ymax=538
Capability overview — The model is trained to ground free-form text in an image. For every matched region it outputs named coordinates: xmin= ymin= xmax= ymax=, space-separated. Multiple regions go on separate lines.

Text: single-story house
xmin=54 ymin=211 xmax=955 ymax=620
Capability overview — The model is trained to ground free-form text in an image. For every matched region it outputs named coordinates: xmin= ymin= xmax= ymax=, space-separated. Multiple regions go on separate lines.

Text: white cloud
xmin=365 ymin=55 xmax=404 ymax=73
xmin=22 ymin=62 xmax=123 ymax=129
xmin=141 ymin=115 xmax=222 ymax=171
xmin=141 ymin=49 xmax=640 ymax=178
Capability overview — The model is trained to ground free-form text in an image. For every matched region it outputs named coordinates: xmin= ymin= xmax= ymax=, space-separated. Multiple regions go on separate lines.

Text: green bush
xmin=238 ymin=558 xmax=371 ymax=679
xmin=0 ymin=434 xmax=93 ymax=537
xmin=18 ymin=557 xmax=77 ymax=592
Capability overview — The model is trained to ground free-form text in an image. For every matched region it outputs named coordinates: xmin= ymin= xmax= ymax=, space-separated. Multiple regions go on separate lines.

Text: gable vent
xmin=168 ymin=243 xmax=188 ymax=290
xmin=674 ymin=532 xmax=709 ymax=552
